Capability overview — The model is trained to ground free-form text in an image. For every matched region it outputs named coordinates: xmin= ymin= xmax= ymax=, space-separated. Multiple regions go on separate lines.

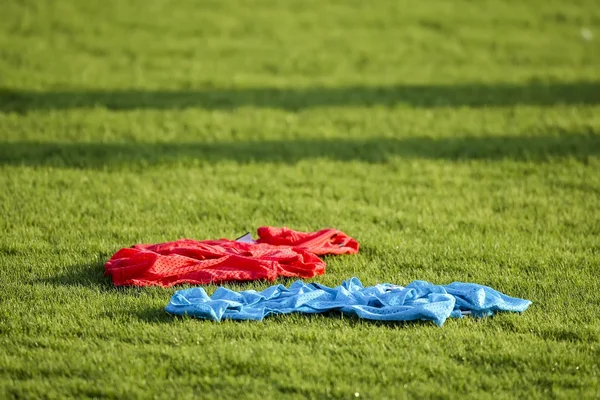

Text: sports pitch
xmin=1 ymin=0 xmax=599 ymax=398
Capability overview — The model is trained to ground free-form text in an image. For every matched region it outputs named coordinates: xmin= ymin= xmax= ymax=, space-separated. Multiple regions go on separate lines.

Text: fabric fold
xmin=105 ymin=227 xmax=359 ymax=287
xmin=165 ymin=278 xmax=531 ymax=326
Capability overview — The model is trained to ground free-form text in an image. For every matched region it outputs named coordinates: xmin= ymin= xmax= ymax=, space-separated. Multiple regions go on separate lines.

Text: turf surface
xmin=1 ymin=0 xmax=600 ymax=398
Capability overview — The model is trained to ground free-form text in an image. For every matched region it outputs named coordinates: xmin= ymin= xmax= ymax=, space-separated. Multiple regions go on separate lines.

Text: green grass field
xmin=1 ymin=0 xmax=600 ymax=398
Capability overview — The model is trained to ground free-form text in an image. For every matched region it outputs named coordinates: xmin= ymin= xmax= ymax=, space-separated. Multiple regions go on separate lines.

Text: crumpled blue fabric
xmin=165 ymin=278 xmax=531 ymax=326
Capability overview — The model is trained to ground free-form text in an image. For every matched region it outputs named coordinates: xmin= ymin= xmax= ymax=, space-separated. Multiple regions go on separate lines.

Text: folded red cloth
xmin=104 ymin=227 xmax=359 ymax=287
xmin=256 ymin=226 xmax=359 ymax=255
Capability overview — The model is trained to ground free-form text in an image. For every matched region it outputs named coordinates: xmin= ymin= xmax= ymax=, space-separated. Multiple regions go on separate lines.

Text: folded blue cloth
xmin=165 ymin=278 xmax=531 ymax=326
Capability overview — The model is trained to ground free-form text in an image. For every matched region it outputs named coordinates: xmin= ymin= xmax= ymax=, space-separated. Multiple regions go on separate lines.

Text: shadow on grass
xmin=39 ymin=264 xmax=450 ymax=328
xmin=1 ymin=81 xmax=600 ymax=112
xmin=268 ymin=310 xmax=439 ymax=328
xmin=133 ymin=308 xmax=439 ymax=328
xmin=37 ymin=261 xmax=114 ymax=292
xmin=1 ymin=134 xmax=598 ymax=169
xmin=130 ymin=307 xmax=175 ymax=324
xmin=37 ymin=260 xmax=303 ymax=296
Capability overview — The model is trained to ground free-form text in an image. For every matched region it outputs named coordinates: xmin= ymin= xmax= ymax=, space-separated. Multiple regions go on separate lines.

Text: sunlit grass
xmin=1 ymin=0 xmax=599 ymax=398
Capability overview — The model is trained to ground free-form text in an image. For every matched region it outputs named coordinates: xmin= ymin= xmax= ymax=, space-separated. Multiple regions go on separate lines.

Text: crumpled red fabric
xmin=104 ymin=227 xmax=359 ymax=287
